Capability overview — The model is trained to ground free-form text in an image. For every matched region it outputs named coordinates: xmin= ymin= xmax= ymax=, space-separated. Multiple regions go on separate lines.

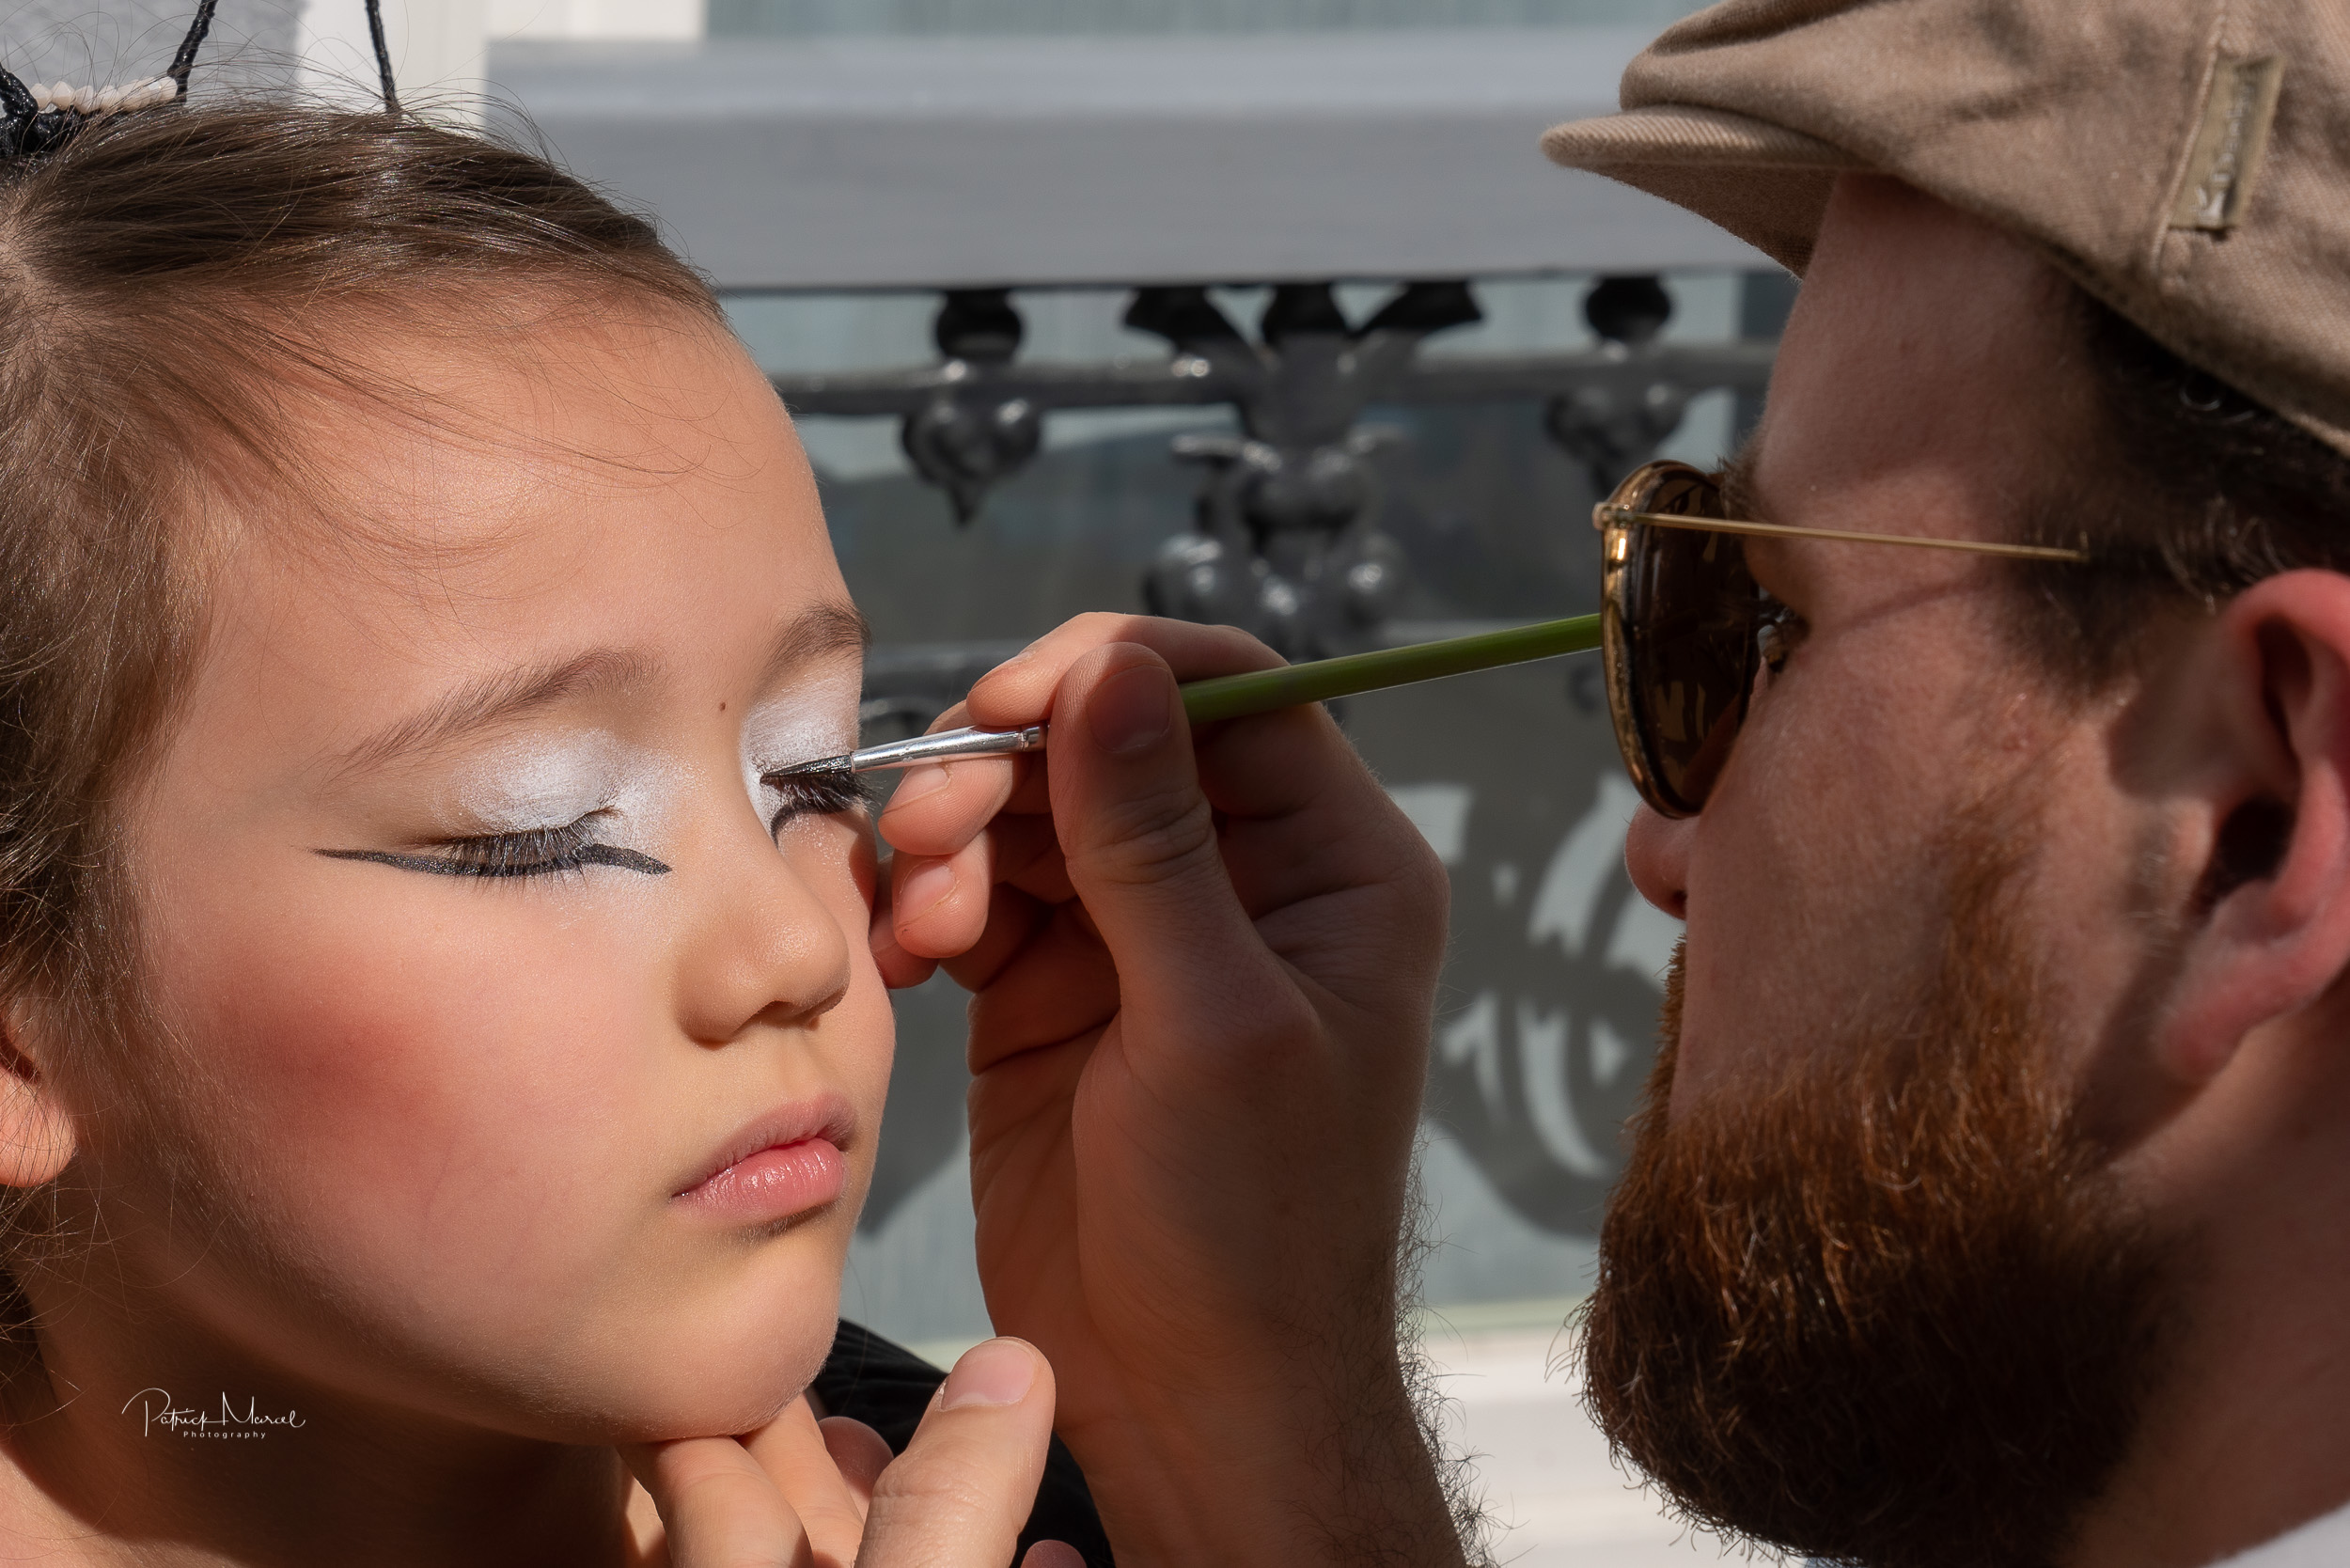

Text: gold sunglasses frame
xmin=1590 ymin=460 xmax=2091 ymax=818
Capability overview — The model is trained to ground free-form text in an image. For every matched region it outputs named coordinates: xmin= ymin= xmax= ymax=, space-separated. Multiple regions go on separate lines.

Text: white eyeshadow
xmin=740 ymin=669 xmax=864 ymax=804
xmin=447 ymin=732 xmax=642 ymax=835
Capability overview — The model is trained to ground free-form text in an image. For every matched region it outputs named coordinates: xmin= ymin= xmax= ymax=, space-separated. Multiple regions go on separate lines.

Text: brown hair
xmin=1582 ymin=799 xmax=2168 ymax=1568
xmin=2012 ymin=290 xmax=2350 ymax=689
xmin=0 ymin=100 xmax=720 ymax=1334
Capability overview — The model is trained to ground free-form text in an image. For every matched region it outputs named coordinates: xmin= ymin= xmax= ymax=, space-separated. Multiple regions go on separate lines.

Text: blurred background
xmin=5 ymin=1 xmax=1792 ymax=1559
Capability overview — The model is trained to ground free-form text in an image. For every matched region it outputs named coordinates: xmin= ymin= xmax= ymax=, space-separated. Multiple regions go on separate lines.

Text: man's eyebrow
xmin=1716 ymin=439 xmax=1809 ymax=592
xmin=1716 ymin=440 xmax=1765 ymax=520
xmin=333 ymin=600 xmax=868 ymax=776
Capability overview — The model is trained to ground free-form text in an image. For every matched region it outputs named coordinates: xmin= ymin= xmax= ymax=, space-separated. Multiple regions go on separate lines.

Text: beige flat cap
xmin=1543 ymin=0 xmax=2350 ymax=455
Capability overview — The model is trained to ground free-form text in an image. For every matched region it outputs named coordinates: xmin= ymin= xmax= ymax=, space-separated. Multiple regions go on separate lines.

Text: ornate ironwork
xmin=767 ymin=274 xmax=1775 ymax=659
xmin=773 ymin=273 xmax=1782 ymax=1247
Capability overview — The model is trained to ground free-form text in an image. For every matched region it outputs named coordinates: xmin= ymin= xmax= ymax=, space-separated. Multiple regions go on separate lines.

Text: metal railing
xmin=770 ymin=273 xmax=1771 ymax=661
xmin=763 ymin=270 xmax=1778 ymax=1286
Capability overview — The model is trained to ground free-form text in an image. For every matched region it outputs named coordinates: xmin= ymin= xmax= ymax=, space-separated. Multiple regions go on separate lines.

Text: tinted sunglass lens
xmin=1614 ymin=469 xmax=1763 ymax=814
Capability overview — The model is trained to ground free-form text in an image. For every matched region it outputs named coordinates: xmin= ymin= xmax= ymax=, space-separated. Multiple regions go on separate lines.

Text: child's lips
xmin=676 ymin=1137 xmax=846 ymax=1224
xmin=673 ymin=1092 xmax=854 ymax=1223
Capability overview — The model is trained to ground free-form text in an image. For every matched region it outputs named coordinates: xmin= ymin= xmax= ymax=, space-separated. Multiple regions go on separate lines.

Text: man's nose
xmin=1623 ymin=803 xmax=1691 ymax=920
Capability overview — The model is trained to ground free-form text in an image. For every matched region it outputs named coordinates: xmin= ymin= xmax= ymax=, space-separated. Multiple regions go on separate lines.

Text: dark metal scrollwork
xmin=797 ymin=273 xmax=1789 ymax=1242
xmin=898 ymin=290 xmax=1043 ymax=524
xmin=770 ymin=273 xmax=1774 ymax=653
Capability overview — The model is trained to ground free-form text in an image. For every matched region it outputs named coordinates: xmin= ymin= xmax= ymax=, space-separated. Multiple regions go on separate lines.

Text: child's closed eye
xmin=318 ymin=816 xmax=671 ymax=879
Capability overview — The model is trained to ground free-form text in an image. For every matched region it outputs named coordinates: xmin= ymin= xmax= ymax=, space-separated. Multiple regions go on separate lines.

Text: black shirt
xmin=812 ymin=1319 xmax=1115 ymax=1568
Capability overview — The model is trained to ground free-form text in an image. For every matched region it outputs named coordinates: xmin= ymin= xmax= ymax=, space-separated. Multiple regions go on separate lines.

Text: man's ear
xmin=2158 ymin=570 xmax=2350 ymax=1082
xmin=0 ymin=995 xmax=74 ymax=1189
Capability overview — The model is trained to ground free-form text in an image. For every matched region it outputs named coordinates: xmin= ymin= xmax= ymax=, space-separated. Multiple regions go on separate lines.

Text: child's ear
xmin=0 ymin=998 xmax=74 ymax=1189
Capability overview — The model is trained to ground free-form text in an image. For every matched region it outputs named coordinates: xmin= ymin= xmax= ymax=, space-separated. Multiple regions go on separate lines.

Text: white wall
xmin=490 ymin=0 xmax=700 ymax=41
xmin=1 ymin=0 xmax=300 ymax=93
xmin=298 ymin=0 xmax=704 ymax=116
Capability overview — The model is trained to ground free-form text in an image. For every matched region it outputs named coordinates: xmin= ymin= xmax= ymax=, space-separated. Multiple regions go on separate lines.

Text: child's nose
xmin=671 ymin=824 xmax=856 ymax=1046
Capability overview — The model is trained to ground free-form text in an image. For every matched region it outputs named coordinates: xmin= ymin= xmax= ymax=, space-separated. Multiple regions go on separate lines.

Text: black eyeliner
xmin=322 ymin=769 xmax=866 ymax=881
xmin=317 ymin=842 xmax=670 ymax=878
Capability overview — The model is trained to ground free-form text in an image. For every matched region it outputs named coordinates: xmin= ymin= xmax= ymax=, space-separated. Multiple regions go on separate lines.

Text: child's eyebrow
xmin=758 ymin=600 xmax=870 ymax=691
xmin=332 ymin=599 xmax=870 ymax=776
xmin=333 ymin=648 xmax=658 ymax=776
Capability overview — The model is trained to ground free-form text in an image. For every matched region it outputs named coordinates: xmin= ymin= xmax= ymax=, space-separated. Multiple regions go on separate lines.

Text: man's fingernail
xmin=940 ymin=1338 xmax=1038 ymax=1409
xmin=887 ymin=765 xmax=950 ymax=809
xmin=899 ymin=860 xmax=954 ymax=920
xmin=1085 ymin=664 xmax=1174 ymax=756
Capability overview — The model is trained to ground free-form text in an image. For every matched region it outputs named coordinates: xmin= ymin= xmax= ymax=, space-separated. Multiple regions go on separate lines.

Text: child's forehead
xmin=223 ymin=310 xmax=816 ymax=583
xmin=179 ymin=318 xmax=843 ymax=765
xmin=296 ymin=306 xmax=782 ymax=485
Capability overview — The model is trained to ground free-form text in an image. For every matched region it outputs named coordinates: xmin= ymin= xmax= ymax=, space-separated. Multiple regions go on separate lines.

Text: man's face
xmin=1634 ymin=177 xmax=2147 ymax=1114
xmin=1587 ymin=177 xmax=2179 ymax=1568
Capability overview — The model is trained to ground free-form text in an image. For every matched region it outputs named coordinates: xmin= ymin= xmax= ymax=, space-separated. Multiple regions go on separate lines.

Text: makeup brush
xmin=768 ymin=611 xmax=1602 ymax=778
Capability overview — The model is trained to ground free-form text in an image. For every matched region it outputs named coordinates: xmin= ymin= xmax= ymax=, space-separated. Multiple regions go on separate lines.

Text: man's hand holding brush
xmin=871 ymin=613 xmax=1465 ymax=1568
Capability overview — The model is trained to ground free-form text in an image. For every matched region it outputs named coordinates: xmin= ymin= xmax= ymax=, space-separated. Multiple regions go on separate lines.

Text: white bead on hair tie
xmin=3 ymin=1 xmax=235 ymax=156
xmin=25 ymin=77 xmax=177 ymax=118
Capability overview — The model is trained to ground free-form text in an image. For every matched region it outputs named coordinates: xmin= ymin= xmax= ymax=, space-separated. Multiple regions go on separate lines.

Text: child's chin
xmin=593 ymin=1316 xmax=840 ymax=1441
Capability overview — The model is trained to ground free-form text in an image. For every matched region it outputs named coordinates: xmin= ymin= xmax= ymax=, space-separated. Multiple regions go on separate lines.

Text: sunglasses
xmin=1590 ymin=460 xmax=2090 ymax=819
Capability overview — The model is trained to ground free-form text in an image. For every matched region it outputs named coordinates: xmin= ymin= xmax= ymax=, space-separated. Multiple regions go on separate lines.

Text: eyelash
xmin=321 ymin=818 xmax=671 ymax=880
xmin=319 ymin=768 xmax=869 ymax=882
xmin=761 ymin=766 xmax=871 ymax=835
xmin=1757 ymin=596 xmax=1809 ymax=675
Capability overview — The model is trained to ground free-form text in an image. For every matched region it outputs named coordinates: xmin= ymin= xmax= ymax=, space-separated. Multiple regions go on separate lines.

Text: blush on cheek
xmin=137 ymin=870 xmax=667 ymax=1308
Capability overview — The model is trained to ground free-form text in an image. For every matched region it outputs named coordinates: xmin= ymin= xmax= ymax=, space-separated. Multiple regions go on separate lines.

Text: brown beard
xmin=1580 ymin=817 xmax=2172 ymax=1568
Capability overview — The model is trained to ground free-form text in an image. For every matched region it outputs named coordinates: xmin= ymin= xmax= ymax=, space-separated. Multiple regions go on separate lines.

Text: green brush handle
xmin=1178 ymin=612 xmax=1603 ymax=724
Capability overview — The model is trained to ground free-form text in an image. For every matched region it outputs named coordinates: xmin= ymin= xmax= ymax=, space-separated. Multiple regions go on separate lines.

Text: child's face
xmin=85 ymin=307 xmax=890 ymax=1438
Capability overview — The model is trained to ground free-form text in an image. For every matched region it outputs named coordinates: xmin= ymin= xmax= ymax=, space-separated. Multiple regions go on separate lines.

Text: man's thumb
xmin=858 ymin=1338 xmax=1058 ymax=1568
xmin=1047 ymin=646 xmax=1266 ymax=1006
